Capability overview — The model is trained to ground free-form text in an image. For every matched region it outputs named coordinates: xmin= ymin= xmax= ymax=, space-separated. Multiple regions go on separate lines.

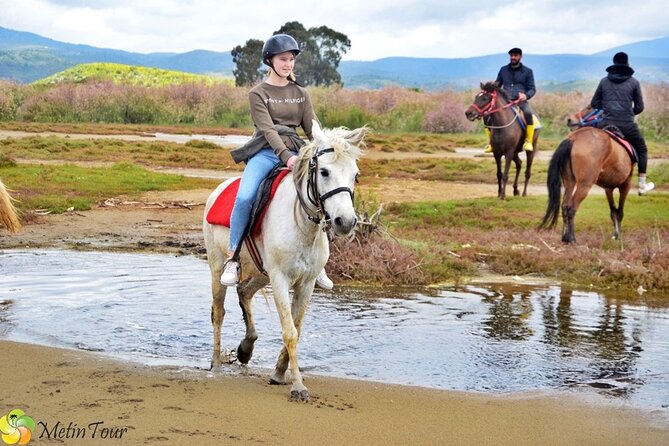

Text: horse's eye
xmin=320 ymin=168 xmax=329 ymax=177
xmin=355 ymin=173 xmax=360 ymax=183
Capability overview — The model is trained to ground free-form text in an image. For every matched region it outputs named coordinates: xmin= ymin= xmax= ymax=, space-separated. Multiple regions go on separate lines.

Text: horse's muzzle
xmin=464 ymin=109 xmax=479 ymax=121
xmin=333 ymin=215 xmax=357 ymax=236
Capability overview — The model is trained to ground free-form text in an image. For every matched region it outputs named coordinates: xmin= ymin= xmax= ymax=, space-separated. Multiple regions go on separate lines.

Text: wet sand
xmin=1 ymin=341 xmax=667 ymax=445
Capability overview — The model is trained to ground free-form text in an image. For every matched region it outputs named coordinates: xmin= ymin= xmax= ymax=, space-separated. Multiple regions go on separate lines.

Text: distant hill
xmin=0 ymin=26 xmax=234 ymax=83
xmin=34 ymin=63 xmax=233 ymax=87
xmin=339 ymin=46 xmax=669 ymax=91
xmin=1 ymin=26 xmax=667 ymax=90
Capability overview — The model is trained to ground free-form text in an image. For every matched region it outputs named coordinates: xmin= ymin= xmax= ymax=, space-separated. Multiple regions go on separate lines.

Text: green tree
xmin=231 ymin=39 xmax=264 ymax=87
xmin=231 ymin=22 xmax=350 ymax=87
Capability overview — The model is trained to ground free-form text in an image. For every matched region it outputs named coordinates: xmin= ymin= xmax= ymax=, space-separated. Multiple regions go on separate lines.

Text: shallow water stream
xmin=1 ymin=249 xmax=668 ymax=414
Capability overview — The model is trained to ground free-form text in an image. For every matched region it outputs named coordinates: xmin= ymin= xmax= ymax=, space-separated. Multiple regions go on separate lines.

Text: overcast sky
xmin=1 ymin=0 xmax=667 ymax=60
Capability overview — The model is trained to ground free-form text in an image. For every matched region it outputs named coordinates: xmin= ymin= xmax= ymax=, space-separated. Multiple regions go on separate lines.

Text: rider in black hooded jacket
xmin=591 ymin=52 xmax=654 ymax=195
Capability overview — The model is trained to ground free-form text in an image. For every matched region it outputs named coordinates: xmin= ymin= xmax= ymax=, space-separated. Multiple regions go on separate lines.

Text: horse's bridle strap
xmin=296 ymin=146 xmax=355 ymax=227
xmin=320 ymin=186 xmax=353 ymax=202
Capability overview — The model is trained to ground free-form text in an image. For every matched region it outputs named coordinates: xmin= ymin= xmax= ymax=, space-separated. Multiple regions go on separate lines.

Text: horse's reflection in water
xmin=479 ymin=285 xmax=642 ymax=395
xmin=203 ymin=122 xmax=366 ymax=402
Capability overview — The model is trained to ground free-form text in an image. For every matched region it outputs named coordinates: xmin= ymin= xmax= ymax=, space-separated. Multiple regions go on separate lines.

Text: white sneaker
xmin=220 ymin=260 xmax=239 ymax=286
xmin=315 ymin=269 xmax=333 ymax=290
xmin=638 ymin=182 xmax=655 ymax=195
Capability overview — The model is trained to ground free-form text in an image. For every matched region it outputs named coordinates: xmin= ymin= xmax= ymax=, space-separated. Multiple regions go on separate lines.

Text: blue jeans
xmin=228 ymin=148 xmax=291 ymax=253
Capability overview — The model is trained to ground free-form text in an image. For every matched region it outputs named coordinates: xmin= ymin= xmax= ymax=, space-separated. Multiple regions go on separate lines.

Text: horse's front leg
xmin=512 ymin=152 xmax=523 ymax=196
xmin=495 ymin=155 xmax=504 ymax=199
xmin=269 ymin=275 xmax=310 ymax=402
xmin=500 ymin=155 xmax=514 ymax=200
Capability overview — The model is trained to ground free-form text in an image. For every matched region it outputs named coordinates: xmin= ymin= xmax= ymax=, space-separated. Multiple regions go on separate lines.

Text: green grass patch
xmin=33 ymin=63 xmax=233 ymax=87
xmin=0 ymin=163 xmax=218 ymax=213
xmin=0 ymin=135 xmax=243 ymax=172
xmin=386 ymin=194 xmax=669 ymax=233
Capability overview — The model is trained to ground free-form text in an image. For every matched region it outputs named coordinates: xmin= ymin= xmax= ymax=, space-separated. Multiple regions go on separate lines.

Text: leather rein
xmin=469 ymin=90 xmax=522 ymax=129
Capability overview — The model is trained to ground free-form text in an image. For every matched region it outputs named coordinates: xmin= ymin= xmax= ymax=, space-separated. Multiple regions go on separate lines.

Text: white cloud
xmin=0 ymin=0 xmax=667 ymax=59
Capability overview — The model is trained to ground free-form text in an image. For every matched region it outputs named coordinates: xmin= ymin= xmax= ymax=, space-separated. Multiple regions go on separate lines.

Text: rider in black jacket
xmin=591 ymin=52 xmax=654 ymax=195
xmin=484 ymin=48 xmax=537 ymax=153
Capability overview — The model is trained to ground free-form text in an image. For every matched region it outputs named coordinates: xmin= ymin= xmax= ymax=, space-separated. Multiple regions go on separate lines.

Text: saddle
xmin=602 ymin=125 xmax=638 ymax=164
xmin=515 ymin=111 xmax=542 ymax=130
xmin=206 ymin=167 xmax=291 ymax=275
xmin=574 ymin=109 xmax=637 ymax=163
xmin=206 ymin=167 xmax=290 ymax=237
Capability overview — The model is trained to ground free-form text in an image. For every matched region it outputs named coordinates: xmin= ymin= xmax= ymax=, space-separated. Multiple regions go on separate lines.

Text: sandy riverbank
xmin=1 ymin=341 xmax=667 ymax=445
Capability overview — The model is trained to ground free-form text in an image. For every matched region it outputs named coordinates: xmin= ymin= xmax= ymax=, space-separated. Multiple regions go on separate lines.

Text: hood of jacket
xmin=605 ymin=63 xmax=634 ymax=82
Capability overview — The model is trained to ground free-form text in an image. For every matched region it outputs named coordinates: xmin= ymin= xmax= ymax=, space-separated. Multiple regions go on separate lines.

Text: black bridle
xmin=295 ymin=147 xmax=355 ymax=227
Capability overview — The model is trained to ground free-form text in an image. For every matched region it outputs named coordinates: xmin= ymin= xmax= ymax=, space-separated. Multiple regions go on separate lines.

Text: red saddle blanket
xmin=206 ymin=169 xmax=290 ymax=236
xmin=604 ymin=129 xmax=637 ymax=163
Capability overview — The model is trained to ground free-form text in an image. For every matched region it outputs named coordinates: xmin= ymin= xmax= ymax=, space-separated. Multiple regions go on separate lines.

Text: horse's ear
xmin=312 ymin=120 xmax=328 ymax=145
xmin=480 ymin=82 xmax=485 ymax=90
xmin=343 ymin=126 xmax=368 ymax=147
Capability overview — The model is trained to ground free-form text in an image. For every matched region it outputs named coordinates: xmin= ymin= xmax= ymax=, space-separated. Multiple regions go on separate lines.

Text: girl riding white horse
xmin=203 ymin=122 xmax=365 ymax=402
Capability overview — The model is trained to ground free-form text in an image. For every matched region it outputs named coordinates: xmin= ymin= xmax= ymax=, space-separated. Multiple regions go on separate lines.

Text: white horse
xmin=0 ymin=179 xmax=21 ymax=233
xmin=203 ymin=121 xmax=366 ymax=402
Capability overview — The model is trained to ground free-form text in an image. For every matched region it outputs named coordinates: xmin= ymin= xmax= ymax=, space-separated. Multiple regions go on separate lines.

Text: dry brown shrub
xmin=328 ymin=232 xmax=424 ymax=285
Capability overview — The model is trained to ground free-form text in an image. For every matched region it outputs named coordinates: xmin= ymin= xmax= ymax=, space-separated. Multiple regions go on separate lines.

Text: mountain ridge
xmin=1 ymin=26 xmax=667 ymax=90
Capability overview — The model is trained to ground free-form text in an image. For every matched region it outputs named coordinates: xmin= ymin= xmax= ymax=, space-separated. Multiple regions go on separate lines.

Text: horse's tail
xmin=539 ymin=139 xmax=572 ymax=230
xmin=0 ymin=179 xmax=21 ymax=233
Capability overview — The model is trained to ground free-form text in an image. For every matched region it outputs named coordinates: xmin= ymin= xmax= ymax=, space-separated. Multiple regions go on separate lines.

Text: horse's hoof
xmin=269 ymin=376 xmax=287 ymax=385
xmin=290 ymin=389 xmax=310 ymax=403
xmin=236 ymin=342 xmax=254 ymax=365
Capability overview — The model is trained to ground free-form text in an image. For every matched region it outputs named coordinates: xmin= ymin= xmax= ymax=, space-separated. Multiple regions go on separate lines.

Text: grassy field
xmin=1 ymin=126 xmax=668 ymax=293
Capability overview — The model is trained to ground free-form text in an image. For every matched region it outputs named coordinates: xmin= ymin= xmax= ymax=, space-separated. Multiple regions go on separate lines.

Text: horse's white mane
xmin=294 ymin=125 xmax=367 ymax=183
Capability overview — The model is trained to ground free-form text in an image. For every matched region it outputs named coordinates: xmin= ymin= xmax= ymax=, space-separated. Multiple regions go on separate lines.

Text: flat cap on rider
xmin=508 ymin=47 xmax=522 ymax=55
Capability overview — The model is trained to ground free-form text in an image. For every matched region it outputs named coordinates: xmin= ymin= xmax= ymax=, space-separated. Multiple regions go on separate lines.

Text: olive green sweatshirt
xmin=246 ymin=81 xmax=316 ymax=164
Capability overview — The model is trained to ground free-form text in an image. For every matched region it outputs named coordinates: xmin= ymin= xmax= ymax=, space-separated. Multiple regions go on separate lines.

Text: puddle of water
xmin=1 ymin=249 xmax=668 ymax=414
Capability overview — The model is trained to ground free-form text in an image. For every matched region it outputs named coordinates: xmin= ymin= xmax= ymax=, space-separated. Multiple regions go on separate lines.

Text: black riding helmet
xmin=262 ymin=34 xmax=300 ymax=66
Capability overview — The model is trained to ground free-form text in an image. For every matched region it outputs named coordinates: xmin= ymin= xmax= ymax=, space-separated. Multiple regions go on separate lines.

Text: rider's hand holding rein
xmin=287 ymin=155 xmax=298 ymax=170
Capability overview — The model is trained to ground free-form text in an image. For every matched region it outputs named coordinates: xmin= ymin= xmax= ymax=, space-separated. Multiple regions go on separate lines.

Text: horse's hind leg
xmin=522 ymin=150 xmax=535 ymax=197
xmin=512 ymin=152 xmax=523 ymax=196
xmin=609 ymin=178 xmax=632 ymax=240
xmin=236 ymin=276 xmax=268 ymax=364
xmin=562 ymin=181 xmax=593 ymax=244
xmin=210 ymin=270 xmax=227 ymax=369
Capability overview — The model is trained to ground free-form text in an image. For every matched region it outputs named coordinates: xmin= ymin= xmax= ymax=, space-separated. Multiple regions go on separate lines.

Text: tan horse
xmin=0 ymin=179 xmax=21 ymax=233
xmin=539 ymin=122 xmax=633 ymax=243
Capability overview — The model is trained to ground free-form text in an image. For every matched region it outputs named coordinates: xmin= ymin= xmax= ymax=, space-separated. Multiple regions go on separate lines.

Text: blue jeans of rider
xmin=228 ymin=147 xmax=294 ymax=254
